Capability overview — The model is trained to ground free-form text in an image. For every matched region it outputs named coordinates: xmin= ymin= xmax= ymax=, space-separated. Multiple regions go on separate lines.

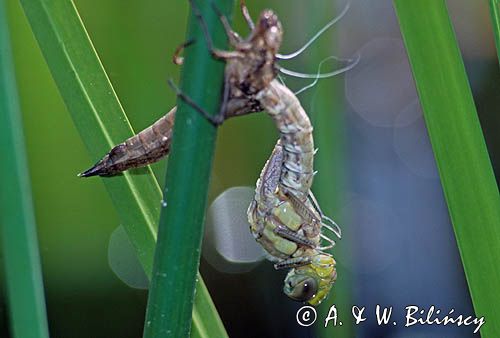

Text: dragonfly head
xmin=256 ymin=10 xmax=283 ymax=55
xmin=228 ymin=9 xmax=283 ymax=98
xmin=234 ymin=10 xmax=282 ymax=95
xmin=283 ymin=254 xmax=337 ymax=306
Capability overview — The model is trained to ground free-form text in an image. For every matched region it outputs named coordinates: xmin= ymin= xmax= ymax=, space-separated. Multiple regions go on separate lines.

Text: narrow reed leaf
xmin=489 ymin=0 xmax=500 ymax=66
xmin=143 ymin=0 xmax=233 ymax=337
xmin=394 ymin=1 xmax=500 ymax=336
xmin=192 ymin=279 xmax=229 ymax=338
xmin=20 ymin=0 xmax=160 ymax=274
xmin=0 ymin=1 xmax=50 ymax=337
xmin=19 ymin=1 xmax=227 ymax=337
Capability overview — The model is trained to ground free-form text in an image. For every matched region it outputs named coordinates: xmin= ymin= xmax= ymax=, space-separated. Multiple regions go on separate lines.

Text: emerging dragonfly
xmin=81 ymin=0 xmax=352 ymax=305
xmin=248 ymin=141 xmax=341 ymax=305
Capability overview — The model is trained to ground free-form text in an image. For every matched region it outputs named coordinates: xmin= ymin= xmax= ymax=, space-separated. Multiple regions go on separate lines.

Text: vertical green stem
xmin=142 ymin=1 xmax=233 ymax=337
xmin=394 ymin=1 xmax=500 ymax=336
xmin=0 ymin=1 xmax=50 ymax=337
xmin=489 ymin=0 xmax=500 ymax=66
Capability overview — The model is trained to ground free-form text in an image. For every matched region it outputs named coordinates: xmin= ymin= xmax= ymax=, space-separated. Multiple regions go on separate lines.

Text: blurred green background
xmin=2 ymin=0 xmax=499 ymax=337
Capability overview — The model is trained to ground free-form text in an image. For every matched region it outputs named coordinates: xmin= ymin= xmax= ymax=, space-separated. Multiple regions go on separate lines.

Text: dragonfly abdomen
xmin=257 ymin=81 xmax=315 ymax=199
xmin=79 ymin=107 xmax=176 ymax=177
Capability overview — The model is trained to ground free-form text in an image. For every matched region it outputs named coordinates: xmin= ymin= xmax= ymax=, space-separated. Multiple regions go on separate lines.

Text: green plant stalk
xmin=394 ymin=1 xmax=500 ymax=336
xmin=19 ymin=1 xmax=227 ymax=337
xmin=489 ymin=0 xmax=500 ymax=66
xmin=142 ymin=1 xmax=233 ymax=337
xmin=0 ymin=1 xmax=50 ymax=337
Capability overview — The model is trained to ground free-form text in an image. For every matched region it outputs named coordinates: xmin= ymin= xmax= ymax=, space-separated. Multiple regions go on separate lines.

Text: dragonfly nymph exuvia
xmin=81 ymin=0 xmax=355 ymax=305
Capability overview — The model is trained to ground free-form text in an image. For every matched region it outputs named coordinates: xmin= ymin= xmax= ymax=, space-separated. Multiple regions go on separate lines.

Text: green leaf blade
xmin=489 ymin=0 xmax=500 ymax=66
xmin=20 ymin=1 xmax=162 ymax=275
xmin=0 ymin=0 xmax=50 ymax=337
xmin=394 ymin=1 xmax=500 ymax=336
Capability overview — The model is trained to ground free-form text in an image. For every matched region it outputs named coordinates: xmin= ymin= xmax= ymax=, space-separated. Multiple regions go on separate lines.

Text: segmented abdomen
xmin=79 ymin=107 xmax=176 ymax=177
xmin=256 ymin=81 xmax=315 ymax=200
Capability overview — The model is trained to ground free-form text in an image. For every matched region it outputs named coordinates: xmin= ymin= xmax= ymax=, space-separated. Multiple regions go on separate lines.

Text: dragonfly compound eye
xmin=283 ymin=273 xmax=318 ymax=302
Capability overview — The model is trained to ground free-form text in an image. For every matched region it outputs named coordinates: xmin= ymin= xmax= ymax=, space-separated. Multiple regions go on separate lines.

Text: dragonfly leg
xmin=240 ymin=0 xmax=255 ymax=30
xmin=168 ymin=79 xmax=224 ymax=126
xmin=274 ymin=256 xmax=312 ymax=270
xmin=189 ymin=0 xmax=243 ymax=60
xmin=308 ymin=191 xmax=342 ymax=238
xmin=172 ymin=39 xmax=195 ymax=66
xmin=273 ymin=225 xmax=316 ymax=248
xmin=216 ymin=74 xmax=233 ymax=123
xmin=319 ymin=233 xmax=336 ymax=251
xmin=209 ymin=0 xmax=242 ymax=46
